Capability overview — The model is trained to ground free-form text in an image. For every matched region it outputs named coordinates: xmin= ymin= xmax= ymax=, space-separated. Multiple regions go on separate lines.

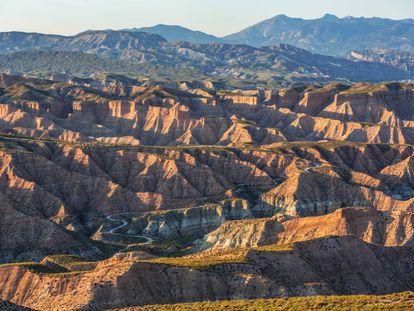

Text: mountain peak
xmin=224 ymin=14 xmax=414 ymax=55
xmin=321 ymin=13 xmax=339 ymax=21
xmin=123 ymin=24 xmax=222 ymax=44
xmin=273 ymin=14 xmax=289 ymax=19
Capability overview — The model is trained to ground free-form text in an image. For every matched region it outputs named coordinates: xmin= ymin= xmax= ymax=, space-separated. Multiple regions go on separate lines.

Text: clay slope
xmin=2 ymin=74 xmax=414 ymax=309
xmin=2 ymin=237 xmax=414 ymax=310
xmin=203 ymin=207 xmax=414 ymax=249
xmin=0 ymin=75 xmax=414 ymax=147
xmin=3 ymin=134 xmax=414 ymax=261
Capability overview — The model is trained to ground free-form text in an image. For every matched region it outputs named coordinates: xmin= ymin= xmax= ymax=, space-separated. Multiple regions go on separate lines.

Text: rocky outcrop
xmin=203 ymin=207 xmax=414 ymax=249
xmin=133 ymin=199 xmax=252 ymax=240
xmin=259 ymin=171 xmax=372 ymax=216
xmin=223 ymin=94 xmax=259 ymax=106
xmin=203 ymin=217 xmax=282 ymax=249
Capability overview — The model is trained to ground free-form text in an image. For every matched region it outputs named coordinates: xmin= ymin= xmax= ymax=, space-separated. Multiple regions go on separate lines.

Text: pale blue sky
xmin=0 ymin=0 xmax=413 ymax=36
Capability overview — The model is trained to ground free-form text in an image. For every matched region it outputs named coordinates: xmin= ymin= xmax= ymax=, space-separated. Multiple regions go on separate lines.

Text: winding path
xmin=304 ymin=162 xmax=322 ymax=173
xmin=105 ymin=214 xmax=154 ymax=246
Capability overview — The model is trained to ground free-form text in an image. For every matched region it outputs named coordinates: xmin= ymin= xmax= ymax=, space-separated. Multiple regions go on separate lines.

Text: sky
xmin=0 ymin=0 xmax=413 ymax=36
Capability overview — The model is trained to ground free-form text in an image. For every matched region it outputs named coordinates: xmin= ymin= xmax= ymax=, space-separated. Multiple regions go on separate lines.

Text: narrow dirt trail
xmin=105 ymin=214 xmax=154 ymax=245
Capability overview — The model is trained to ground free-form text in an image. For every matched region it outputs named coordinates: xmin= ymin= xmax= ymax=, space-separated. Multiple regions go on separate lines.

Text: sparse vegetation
xmin=44 ymin=254 xmax=83 ymax=265
xmin=0 ymin=262 xmax=56 ymax=274
xmin=0 ymin=134 xmax=410 ymax=156
xmin=141 ymin=249 xmax=249 ymax=269
xmin=0 ymin=255 xmax=97 ymax=276
xmin=254 ymin=243 xmax=295 ymax=252
xmin=137 ymin=242 xmax=296 ymax=269
xmin=43 ymin=254 xmax=97 ymax=269
xmin=340 ymin=83 xmax=390 ymax=94
xmin=0 ymin=51 xmax=147 ymax=77
xmin=263 ymin=140 xmax=368 ymax=152
xmin=124 ymin=291 xmax=414 ymax=311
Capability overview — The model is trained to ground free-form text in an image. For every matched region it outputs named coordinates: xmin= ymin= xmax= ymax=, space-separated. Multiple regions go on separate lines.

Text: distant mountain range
xmin=223 ymin=14 xmax=414 ymax=56
xmin=350 ymin=49 xmax=414 ymax=76
xmin=126 ymin=14 xmax=414 ymax=56
xmin=0 ymin=14 xmax=414 ymax=82
xmin=0 ymin=30 xmax=409 ymax=82
xmin=0 ymin=30 xmax=166 ymax=55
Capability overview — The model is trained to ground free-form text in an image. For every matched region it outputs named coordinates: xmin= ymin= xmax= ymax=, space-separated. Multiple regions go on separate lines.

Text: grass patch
xmin=138 ymin=242 xmax=296 ymax=269
xmin=43 ymin=254 xmax=96 ymax=270
xmin=0 ymin=262 xmax=39 ymax=268
xmin=0 ymin=255 xmax=97 ymax=276
xmin=254 ymin=243 xmax=295 ymax=252
xmin=42 ymin=254 xmax=83 ymax=266
xmin=340 ymin=83 xmax=389 ymax=94
xmin=0 ymin=134 xmax=411 ymax=155
xmin=0 ymin=262 xmax=56 ymax=274
xmin=141 ymin=249 xmax=249 ymax=269
xmin=265 ymin=141 xmax=368 ymax=151
xmin=126 ymin=291 xmax=414 ymax=311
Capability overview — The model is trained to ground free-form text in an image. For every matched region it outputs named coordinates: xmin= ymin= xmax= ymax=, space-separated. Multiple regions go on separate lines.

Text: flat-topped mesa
xmin=223 ymin=94 xmax=259 ymax=106
xmin=72 ymin=100 xmax=107 ymax=113
xmin=72 ymin=100 xmax=137 ymax=118
xmin=72 ymin=97 xmax=194 ymax=121
xmin=221 ymin=90 xmax=266 ymax=106
xmin=319 ymin=83 xmax=414 ymax=124
xmin=0 ymin=101 xmax=40 ymax=118
xmin=294 ymin=84 xmax=350 ymax=116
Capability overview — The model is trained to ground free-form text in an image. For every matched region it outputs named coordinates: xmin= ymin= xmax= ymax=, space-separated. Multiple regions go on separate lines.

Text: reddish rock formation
xmin=1 ymin=237 xmax=414 ymax=310
xmin=1 ymin=75 xmax=414 ymax=309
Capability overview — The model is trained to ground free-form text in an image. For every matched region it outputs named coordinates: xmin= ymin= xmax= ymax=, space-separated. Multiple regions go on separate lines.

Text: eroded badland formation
xmin=1 ymin=73 xmax=414 ymax=309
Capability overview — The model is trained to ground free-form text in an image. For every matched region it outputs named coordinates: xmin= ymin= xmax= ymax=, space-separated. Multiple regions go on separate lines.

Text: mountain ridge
xmin=0 ymin=30 xmax=410 ymax=82
xmin=126 ymin=24 xmax=223 ymax=44
xmin=350 ymin=49 xmax=414 ymax=76
xmin=223 ymin=14 xmax=414 ymax=55
xmin=3 ymin=14 xmax=414 ymax=57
